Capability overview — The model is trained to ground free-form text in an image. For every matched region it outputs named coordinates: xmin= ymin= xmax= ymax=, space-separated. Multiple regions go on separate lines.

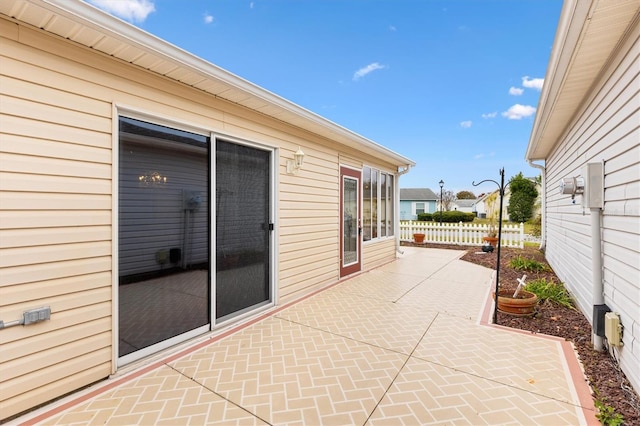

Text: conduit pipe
xmin=591 ymin=206 xmax=604 ymax=351
xmin=527 ymin=159 xmax=545 ymax=250
xmin=584 ymin=162 xmax=606 ymax=351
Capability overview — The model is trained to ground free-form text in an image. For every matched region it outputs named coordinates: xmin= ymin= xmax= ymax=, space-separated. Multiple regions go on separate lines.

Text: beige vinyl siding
xmin=278 ymin=147 xmax=340 ymax=303
xmin=0 ymin=20 xmax=114 ymax=418
xmin=338 ymin=154 xmax=363 ymax=169
xmin=544 ymin=24 xmax=639 ymax=392
xmin=0 ymin=16 xmax=401 ymax=418
xmin=363 ymin=238 xmax=396 ymax=271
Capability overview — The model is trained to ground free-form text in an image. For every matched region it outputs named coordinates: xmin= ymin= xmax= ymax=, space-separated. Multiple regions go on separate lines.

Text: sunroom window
xmin=362 ymin=166 xmax=394 ymax=241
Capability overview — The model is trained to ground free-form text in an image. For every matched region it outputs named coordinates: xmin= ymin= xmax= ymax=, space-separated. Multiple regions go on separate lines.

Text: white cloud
xmin=502 ymin=104 xmax=536 ymax=120
xmin=204 ymin=13 xmax=214 ymax=24
xmin=474 ymin=152 xmax=494 ymax=159
xmin=250 ymin=2 xmax=255 ymax=9
xmin=460 ymin=121 xmax=472 ymax=128
xmin=389 ymin=25 xmax=397 ymax=31
xmin=481 ymin=112 xmax=497 ymax=119
xmin=522 ymin=76 xmax=544 ymax=91
xmin=353 ymin=63 xmax=386 ymax=81
xmin=509 ymin=86 xmax=524 ymax=96
xmin=87 ymin=0 xmax=155 ymax=23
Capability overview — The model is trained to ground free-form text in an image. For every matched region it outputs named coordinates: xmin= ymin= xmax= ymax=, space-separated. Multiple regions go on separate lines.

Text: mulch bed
xmin=402 ymin=241 xmax=640 ymax=425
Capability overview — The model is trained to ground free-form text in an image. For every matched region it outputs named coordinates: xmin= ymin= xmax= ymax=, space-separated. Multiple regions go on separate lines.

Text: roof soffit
xmin=526 ymin=0 xmax=640 ymax=160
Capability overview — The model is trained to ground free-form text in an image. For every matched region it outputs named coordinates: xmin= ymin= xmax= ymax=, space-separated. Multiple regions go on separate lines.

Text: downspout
xmin=527 ymin=160 xmax=546 ymax=251
xmin=395 ymin=165 xmax=412 ymax=255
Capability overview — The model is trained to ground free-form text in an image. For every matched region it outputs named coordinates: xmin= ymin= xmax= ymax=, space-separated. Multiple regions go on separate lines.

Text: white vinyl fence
xmin=400 ymin=221 xmax=524 ymax=248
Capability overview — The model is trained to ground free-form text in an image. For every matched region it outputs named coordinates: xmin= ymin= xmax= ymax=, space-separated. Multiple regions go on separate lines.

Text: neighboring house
xmin=473 ymin=193 xmax=490 ymax=218
xmin=451 ymin=199 xmax=476 ymax=213
xmin=0 ymin=0 xmax=415 ymax=419
xmin=399 ymin=188 xmax=438 ymax=220
xmin=526 ymin=0 xmax=639 ymax=395
xmin=480 ymin=190 xmax=507 ymax=221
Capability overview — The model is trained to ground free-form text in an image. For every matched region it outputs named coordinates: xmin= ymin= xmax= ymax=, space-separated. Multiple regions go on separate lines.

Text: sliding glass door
xmin=215 ymin=140 xmax=273 ymax=321
xmin=118 ymin=117 xmax=210 ymax=360
xmin=117 ymin=118 xmax=274 ymax=361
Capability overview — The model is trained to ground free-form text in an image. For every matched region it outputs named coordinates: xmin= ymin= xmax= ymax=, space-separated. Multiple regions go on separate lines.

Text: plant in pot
xmin=482 ymin=192 xmax=499 ymax=247
xmin=495 ymin=275 xmax=538 ymax=316
xmin=483 ymin=216 xmax=499 ymax=247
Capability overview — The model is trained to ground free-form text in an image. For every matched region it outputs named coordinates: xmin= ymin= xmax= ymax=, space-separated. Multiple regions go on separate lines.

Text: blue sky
xmin=87 ymin=0 xmax=562 ymax=196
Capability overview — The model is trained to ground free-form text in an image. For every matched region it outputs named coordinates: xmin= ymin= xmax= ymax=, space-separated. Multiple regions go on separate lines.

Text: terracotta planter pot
xmin=413 ymin=233 xmax=426 ymax=243
xmin=483 ymin=236 xmax=498 ymax=246
xmin=495 ymin=289 xmax=538 ymax=316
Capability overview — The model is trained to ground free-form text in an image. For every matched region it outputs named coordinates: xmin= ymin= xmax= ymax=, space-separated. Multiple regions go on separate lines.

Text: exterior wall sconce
xmin=286 ymin=147 xmax=305 ymax=174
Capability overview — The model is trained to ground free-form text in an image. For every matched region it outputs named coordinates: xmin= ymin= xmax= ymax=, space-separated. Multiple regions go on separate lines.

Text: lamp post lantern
xmin=438 ymin=180 xmax=444 ymax=224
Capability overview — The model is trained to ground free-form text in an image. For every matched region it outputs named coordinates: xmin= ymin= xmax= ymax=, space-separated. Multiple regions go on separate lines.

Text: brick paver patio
xmin=16 ymin=247 xmax=597 ymax=425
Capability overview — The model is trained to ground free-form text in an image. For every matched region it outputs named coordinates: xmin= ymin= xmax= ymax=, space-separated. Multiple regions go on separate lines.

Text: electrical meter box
xmin=604 ymin=312 xmax=622 ymax=347
xmin=582 ymin=162 xmax=604 ymax=209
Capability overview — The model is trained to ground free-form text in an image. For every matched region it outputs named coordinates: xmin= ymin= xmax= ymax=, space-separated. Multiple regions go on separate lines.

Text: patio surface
xmin=15 ymin=247 xmax=597 ymax=425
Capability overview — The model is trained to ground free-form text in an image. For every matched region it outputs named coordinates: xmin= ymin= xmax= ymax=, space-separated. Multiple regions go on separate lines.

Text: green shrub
xmin=432 ymin=211 xmax=475 ymax=223
xmin=460 ymin=212 xmax=475 ymax=222
xmin=508 ymin=172 xmax=538 ymax=222
xmin=594 ymin=388 xmax=625 ymax=426
xmin=509 ymin=255 xmax=550 ymax=272
xmin=525 ymin=278 xmax=574 ymax=309
xmin=417 ymin=212 xmax=432 ymax=221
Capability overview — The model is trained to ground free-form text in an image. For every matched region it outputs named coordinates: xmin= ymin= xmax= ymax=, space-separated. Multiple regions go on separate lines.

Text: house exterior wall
xmin=543 ymin=24 xmax=639 ymax=393
xmin=0 ymin=18 xmax=401 ymax=419
xmin=399 ymin=200 xmax=413 ymax=220
xmin=399 ymin=200 xmax=436 ymax=220
xmin=474 ymin=199 xmax=487 ymax=216
xmin=363 ymin=238 xmax=396 ymax=271
xmin=451 ymin=202 xmax=474 ymax=213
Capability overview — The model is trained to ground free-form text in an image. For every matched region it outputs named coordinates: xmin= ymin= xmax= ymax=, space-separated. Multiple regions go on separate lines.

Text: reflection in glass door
xmin=215 ymin=140 xmax=272 ymax=321
xmin=340 ymin=167 xmax=361 ymax=277
xmin=118 ymin=117 xmax=210 ymax=361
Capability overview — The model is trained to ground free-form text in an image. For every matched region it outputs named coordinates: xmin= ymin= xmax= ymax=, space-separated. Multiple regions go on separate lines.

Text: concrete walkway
xmin=15 ymin=247 xmax=597 ymax=425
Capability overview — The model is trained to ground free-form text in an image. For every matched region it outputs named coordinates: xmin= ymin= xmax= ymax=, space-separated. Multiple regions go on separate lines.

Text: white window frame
xmin=362 ymin=166 xmax=395 ymax=242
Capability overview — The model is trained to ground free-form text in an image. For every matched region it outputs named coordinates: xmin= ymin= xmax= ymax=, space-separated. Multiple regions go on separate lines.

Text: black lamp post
xmin=438 ymin=180 xmax=444 ymax=224
xmin=472 ymin=168 xmax=506 ymax=325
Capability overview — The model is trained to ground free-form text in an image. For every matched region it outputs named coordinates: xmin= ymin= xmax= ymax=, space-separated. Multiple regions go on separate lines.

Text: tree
xmin=507 ymin=173 xmax=538 ymax=222
xmin=456 ymin=190 xmax=476 ymax=199
xmin=441 ymin=190 xmax=456 ymax=211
